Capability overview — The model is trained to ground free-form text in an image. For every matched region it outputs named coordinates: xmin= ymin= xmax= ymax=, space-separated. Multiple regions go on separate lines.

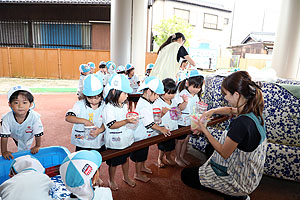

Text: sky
xmin=225 ymin=0 xmax=281 ymax=45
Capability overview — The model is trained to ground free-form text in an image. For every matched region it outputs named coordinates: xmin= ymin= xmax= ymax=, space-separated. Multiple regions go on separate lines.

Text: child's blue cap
xmin=60 ymin=150 xmax=102 ymax=200
xmin=106 ymin=61 xmax=116 ymax=70
xmin=138 ymin=76 xmax=164 ymax=95
xmin=87 ymin=62 xmax=95 ymax=69
xmin=83 ymin=74 xmax=103 ymax=96
xmin=188 ymin=70 xmax=202 ymax=78
xmin=107 ymin=74 xmax=133 ymax=94
xmin=146 ymin=63 xmax=154 ymax=70
xmin=125 ymin=63 xmax=134 ymax=71
xmin=116 ymin=65 xmax=125 ymax=73
xmin=79 ymin=64 xmax=91 ymax=73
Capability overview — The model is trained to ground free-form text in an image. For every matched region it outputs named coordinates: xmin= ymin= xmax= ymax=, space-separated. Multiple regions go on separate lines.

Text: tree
xmin=152 ymin=16 xmax=193 ymax=51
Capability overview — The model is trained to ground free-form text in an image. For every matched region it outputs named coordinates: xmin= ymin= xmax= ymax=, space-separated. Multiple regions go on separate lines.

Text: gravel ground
xmin=0 ymin=78 xmax=78 ymax=94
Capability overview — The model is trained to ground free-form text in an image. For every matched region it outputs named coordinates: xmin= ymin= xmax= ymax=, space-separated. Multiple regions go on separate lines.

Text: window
xmin=203 ymin=13 xmax=218 ymax=29
xmin=224 ymin=18 xmax=229 ymax=25
xmin=174 ymin=8 xmax=190 ymax=23
xmin=0 ymin=21 xmax=29 ymax=47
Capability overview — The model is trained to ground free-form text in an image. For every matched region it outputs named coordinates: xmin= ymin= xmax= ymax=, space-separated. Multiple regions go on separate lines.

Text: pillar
xmin=271 ymin=0 xmax=300 ymax=79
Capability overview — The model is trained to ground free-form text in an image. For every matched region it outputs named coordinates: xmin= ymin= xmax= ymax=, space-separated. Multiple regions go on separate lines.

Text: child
xmin=66 ymin=74 xmax=106 ymax=153
xmin=0 ymin=86 xmax=43 ymax=160
xmin=125 ymin=63 xmax=140 ymax=93
xmin=116 ymin=65 xmax=126 ymax=74
xmin=60 ymin=150 xmax=113 ymax=200
xmin=103 ymin=62 xmax=116 ymax=86
xmin=153 ymin=78 xmax=178 ymax=168
xmin=145 ymin=63 xmax=154 ymax=77
xmin=97 ymin=61 xmax=107 ymax=77
xmin=174 ymin=70 xmax=204 ymax=167
xmin=131 ymin=76 xmax=171 ymax=182
xmin=77 ymin=64 xmax=91 ymax=100
xmin=87 ymin=62 xmax=96 ymax=74
xmin=102 ymin=73 xmax=137 ymax=191
xmin=0 ymin=155 xmax=54 ymax=200
xmin=176 ymin=59 xmax=188 ymax=83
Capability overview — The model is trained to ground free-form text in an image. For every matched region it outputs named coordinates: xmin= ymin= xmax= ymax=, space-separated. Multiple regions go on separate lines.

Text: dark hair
xmin=117 ymin=71 xmax=125 ymax=74
xmin=162 ymin=78 xmax=177 ymax=94
xmin=221 ymin=71 xmax=264 ymax=125
xmin=9 ymin=90 xmax=34 ymax=103
xmin=180 ymin=60 xmax=188 ymax=67
xmin=105 ymin=89 xmax=125 ymax=107
xmin=125 ymin=68 xmax=134 ymax=76
xmin=83 ymin=93 xmax=103 ymax=108
xmin=157 ymin=32 xmax=186 ymax=54
xmin=99 ymin=64 xmax=106 ymax=69
xmin=178 ymin=76 xmax=204 ymax=98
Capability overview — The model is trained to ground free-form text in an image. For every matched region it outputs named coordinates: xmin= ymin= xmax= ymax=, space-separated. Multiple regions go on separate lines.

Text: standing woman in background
xmin=150 ymin=32 xmax=196 ymax=81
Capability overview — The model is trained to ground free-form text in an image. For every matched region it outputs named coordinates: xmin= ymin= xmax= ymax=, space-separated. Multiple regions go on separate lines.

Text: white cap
xmin=82 ymin=74 xmax=103 ymax=96
xmin=137 ymin=76 xmax=164 ymax=94
xmin=10 ymin=155 xmax=45 ymax=174
xmin=7 ymin=85 xmax=32 ymax=102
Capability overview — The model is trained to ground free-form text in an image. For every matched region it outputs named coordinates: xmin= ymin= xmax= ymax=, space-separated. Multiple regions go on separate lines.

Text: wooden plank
xmin=101 ymin=115 xmax=229 ymax=161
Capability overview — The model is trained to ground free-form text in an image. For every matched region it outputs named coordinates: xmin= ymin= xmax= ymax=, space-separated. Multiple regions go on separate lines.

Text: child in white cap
xmin=102 ymin=74 xmax=137 ymax=191
xmin=125 ymin=63 xmax=140 ymax=93
xmin=116 ymin=65 xmax=126 ymax=74
xmin=174 ymin=70 xmax=204 ymax=167
xmin=144 ymin=63 xmax=154 ymax=78
xmin=66 ymin=74 xmax=106 ymax=185
xmin=59 ymin=150 xmax=113 ymax=200
xmin=0 ymin=155 xmax=54 ymax=200
xmin=96 ymin=61 xmax=107 ymax=78
xmin=77 ymin=64 xmax=91 ymax=100
xmin=130 ymin=76 xmax=171 ymax=182
xmin=176 ymin=59 xmax=188 ymax=83
xmin=103 ymin=62 xmax=116 ymax=86
xmin=88 ymin=62 xmax=96 ymax=74
xmin=0 ymin=86 xmax=43 ymax=160
xmin=153 ymin=78 xmax=178 ymax=168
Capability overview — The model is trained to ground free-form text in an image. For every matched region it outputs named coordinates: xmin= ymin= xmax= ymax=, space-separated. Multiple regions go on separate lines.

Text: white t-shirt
xmin=102 ymin=103 xmax=134 ymax=149
xmin=174 ymin=89 xmax=200 ymax=126
xmin=0 ymin=171 xmax=54 ymax=200
xmin=0 ymin=110 xmax=43 ymax=151
xmin=64 ymin=187 xmax=113 ymax=200
xmin=67 ymin=100 xmax=105 ymax=148
xmin=133 ymin=97 xmax=156 ymax=142
xmin=127 ymin=75 xmax=139 ymax=93
xmin=153 ymin=97 xmax=178 ymax=134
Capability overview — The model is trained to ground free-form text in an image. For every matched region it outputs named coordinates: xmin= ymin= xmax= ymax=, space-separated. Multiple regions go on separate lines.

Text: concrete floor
xmin=0 ymin=93 xmax=299 ymax=200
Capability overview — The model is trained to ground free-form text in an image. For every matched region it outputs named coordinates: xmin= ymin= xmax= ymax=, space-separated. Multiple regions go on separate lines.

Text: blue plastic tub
xmin=0 ymin=146 xmax=70 ymax=185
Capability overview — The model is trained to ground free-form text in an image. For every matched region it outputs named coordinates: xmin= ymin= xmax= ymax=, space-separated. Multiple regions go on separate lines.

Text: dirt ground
xmin=0 ymin=77 xmax=77 ymax=94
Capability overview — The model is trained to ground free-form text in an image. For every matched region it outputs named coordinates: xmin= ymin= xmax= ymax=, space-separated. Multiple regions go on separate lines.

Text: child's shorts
xmin=106 ymin=151 xmax=130 ymax=167
xmin=157 ymin=138 xmax=175 ymax=152
xmin=75 ymin=145 xmax=106 ymax=154
xmin=130 ymin=147 xmax=149 ymax=163
xmin=176 ymin=125 xmax=191 ymax=140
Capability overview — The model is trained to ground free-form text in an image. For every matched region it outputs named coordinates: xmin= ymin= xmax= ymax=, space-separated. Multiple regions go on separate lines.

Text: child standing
xmin=97 ymin=61 xmax=107 ymax=77
xmin=87 ymin=62 xmax=96 ymax=74
xmin=125 ymin=63 xmax=140 ymax=93
xmin=102 ymin=74 xmax=137 ymax=191
xmin=77 ymin=64 xmax=91 ymax=100
xmin=66 ymin=74 xmax=106 ymax=152
xmin=176 ymin=59 xmax=188 ymax=83
xmin=131 ymin=76 xmax=171 ymax=182
xmin=0 ymin=86 xmax=43 ymax=160
xmin=103 ymin=62 xmax=116 ymax=86
xmin=174 ymin=70 xmax=204 ymax=167
xmin=153 ymin=78 xmax=178 ymax=168
xmin=145 ymin=63 xmax=154 ymax=78
xmin=116 ymin=65 xmax=126 ymax=74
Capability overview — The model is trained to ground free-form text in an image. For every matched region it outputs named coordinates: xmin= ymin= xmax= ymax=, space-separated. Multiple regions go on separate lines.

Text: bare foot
xmin=94 ymin=178 xmax=105 ymax=187
xmin=175 ymin=157 xmax=186 ymax=167
xmin=134 ymin=174 xmax=150 ymax=182
xmin=123 ymin=177 xmax=136 ymax=187
xmin=165 ymin=157 xmax=176 ymax=166
xmin=157 ymin=158 xmax=165 ymax=168
xmin=141 ymin=166 xmax=152 ymax=174
xmin=181 ymin=157 xmax=190 ymax=166
xmin=108 ymin=180 xmax=119 ymax=191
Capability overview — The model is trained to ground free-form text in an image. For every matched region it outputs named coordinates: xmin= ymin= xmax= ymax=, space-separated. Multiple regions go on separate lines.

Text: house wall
xmin=151 ymin=0 xmax=232 ymax=49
